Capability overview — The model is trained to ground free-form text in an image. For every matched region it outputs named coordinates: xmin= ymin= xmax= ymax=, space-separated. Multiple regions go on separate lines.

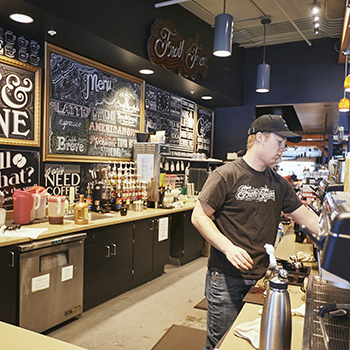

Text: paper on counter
xmin=1 ymin=227 xmax=48 ymax=239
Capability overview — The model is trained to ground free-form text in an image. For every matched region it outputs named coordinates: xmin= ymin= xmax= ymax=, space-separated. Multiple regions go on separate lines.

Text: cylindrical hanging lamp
xmin=213 ymin=0 xmax=233 ymax=57
xmin=213 ymin=13 xmax=233 ymax=57
xmin=256 ymin=63 xmax=270 ymax=93
xmin=344 ymin=74 xmax=350 ymax=91
xmin=256 ymin=18 xmax=271 ymax=93
xmin=338 ymin=97 xmax=350 ymax=112
xmin=339 ymin=55 xmax=350 ymax=112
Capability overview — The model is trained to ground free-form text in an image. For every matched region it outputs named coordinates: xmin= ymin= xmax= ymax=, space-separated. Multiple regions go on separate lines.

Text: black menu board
xmin=196 ymin=106 xmax=214 ymax=157
xmin=0 ymin=149 xmax=40 ymax=209
xmin=145 ymin=84 xmax=195 ymax=157
xmin=44 ymin=44 xmax=144 ymax=162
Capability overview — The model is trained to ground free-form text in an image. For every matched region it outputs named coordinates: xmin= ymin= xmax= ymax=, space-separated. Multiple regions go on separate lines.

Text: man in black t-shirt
xmin=191 ymin=114 xmax=319 ymax=350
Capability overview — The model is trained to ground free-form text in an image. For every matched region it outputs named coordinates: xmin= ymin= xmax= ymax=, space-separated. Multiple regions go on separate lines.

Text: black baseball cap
xmin=248 ymin=114 xmax=302 ymax=143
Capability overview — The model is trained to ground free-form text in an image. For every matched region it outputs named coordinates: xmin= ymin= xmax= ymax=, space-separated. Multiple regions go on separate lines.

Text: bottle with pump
xmin=260 ymin=244 xmax=291 ymax=350
xmin=75 ymin=194 xmax=89 ymax=224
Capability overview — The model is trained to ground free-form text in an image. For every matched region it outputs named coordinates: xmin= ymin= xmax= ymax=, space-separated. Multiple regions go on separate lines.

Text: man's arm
xmin=289 ymin=204 xmax=319 ymax=235
xmin=191 ymin=199 xmax=254 ymax=270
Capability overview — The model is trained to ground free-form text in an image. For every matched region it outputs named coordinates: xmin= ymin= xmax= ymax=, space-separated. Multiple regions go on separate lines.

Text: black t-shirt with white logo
xmin=198 ymin=158 xmax=302 ymax=279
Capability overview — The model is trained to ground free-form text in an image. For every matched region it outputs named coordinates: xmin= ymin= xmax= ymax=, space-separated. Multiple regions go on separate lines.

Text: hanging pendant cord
xmin=223 ymin=0 xmax=226 ymax=14
xmin=263 ymin=23 xmax=266 ymax=64
xmin=344 ymin=55 xmax=348 ymax=98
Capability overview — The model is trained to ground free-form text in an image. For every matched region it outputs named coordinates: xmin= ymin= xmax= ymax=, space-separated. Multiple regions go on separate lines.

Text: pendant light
xmin=256 ymin=18 xmax=271 ymax=93
xmin=213 ymin=0 xmax=233 ymax=57
xmin=339 ymin=55 xmax=350 ymax=112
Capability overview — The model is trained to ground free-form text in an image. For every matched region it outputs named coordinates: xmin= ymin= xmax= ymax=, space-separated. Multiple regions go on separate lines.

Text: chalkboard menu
xmin=43 ymin=44 xmax=144 ymax=163
xmin=145 ymin=84 xmax=195 ymax=157
xmin=196 ymin=106 xmax=214 ymax=158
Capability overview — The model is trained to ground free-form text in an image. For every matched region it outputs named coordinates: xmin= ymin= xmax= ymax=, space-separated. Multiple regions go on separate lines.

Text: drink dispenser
xmin=13 ymin=189 xmax=40 ymax=224
xmin=27 ymin=186 xmax=48 ymax=219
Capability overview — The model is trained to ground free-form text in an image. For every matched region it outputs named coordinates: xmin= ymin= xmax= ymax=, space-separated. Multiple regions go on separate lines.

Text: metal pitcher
xmin=259 ymin=268 xmax=291 ymax=350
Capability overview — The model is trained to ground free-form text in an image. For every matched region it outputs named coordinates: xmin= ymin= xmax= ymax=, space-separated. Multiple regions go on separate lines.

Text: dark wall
xmin=14 ymin=0 xmax=245 ymax=107
xmin=213 ymin=38 xmax=344 ymax=160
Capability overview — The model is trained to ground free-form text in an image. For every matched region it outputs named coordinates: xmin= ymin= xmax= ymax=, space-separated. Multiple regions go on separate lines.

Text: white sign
xmin=61 ymin=265 xmax=74 ymax=282
xmin=32 ymin=273 xmax=50 ymax=293
xmin=137 ymin=154 xmax=154 ymax=182
xmin=158 ymin=217 xmax=169 ymax=242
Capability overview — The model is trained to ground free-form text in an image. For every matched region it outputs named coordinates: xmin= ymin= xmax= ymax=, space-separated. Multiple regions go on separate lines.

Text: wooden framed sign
xmin=43 ymin=44 xmax=145 ymax=162
xmin=0 ymin=55 xmax=41 ymax=146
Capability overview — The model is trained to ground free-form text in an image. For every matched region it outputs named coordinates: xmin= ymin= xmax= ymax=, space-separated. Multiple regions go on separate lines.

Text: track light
xmin=311 ymin=1 xmax=321 ymax=15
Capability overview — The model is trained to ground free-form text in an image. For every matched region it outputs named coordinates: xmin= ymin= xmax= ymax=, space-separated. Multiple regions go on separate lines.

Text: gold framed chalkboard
xmin=0 ymin=55 xmax=41 ymax=147
xmin=43 ymin=44 xmax=145 ymax=162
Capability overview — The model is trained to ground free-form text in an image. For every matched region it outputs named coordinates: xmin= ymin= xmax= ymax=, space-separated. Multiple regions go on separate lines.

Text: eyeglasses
xmin=271 ymin=133 xmax=287 ymax=150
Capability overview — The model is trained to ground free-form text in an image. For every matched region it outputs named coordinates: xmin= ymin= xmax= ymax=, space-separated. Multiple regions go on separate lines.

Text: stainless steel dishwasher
xmin=17 ymin=232 xmax=86 ymax=333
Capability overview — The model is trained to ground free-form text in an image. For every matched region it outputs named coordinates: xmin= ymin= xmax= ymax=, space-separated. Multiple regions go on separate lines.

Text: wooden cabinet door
xmin=83 ymin=223 xmax=133 ymax=311
xmin=108 ymin=223 xmax=133 ymax=297
xmin=133 ymin=219 xmax=153 ymax=280
xmin=153 ymin=216 xmax=170 ymax=272
xmin=83 ymin=230 xmax=112 ymax=311
xmin=170 ymin=212 xmax=184 ymax=259
xmin=0 ymin=245 xmax=18 ymax=325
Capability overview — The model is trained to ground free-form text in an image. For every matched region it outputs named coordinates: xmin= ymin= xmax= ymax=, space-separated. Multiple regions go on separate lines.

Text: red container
xmin=13 ymin=189 xmax=37 ymax=224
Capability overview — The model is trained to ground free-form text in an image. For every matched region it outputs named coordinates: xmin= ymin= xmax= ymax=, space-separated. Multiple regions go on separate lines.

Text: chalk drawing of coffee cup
xmin=18 ymin=36 xmax=29 ymax=48
xmin=30 ymin=40 xmax=40 ymax=52
xmin=30 ymin=53 xmax=40 ymax=66
xmin=5 ymin=31 xmax=16 ymax=44
xmin=19 ymin=50 xmax=29 ymax=62
xmin=4 ymin=45 xmax=16 ymax=58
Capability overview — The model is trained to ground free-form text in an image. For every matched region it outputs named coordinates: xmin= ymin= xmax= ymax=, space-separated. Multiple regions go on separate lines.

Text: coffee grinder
xmin=92 ymin=165 xmax=110 ymax=212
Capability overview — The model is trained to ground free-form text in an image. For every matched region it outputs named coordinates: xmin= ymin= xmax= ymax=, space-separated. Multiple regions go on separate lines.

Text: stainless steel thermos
xmin=259 ymin=268 xmax=291 ymax=350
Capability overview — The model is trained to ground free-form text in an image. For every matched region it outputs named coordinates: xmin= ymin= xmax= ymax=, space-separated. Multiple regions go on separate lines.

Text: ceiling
xmin=155 ymin=0 xmax=346 ymax=48
xmin=153 ymin=0 xmax=348 ymax=136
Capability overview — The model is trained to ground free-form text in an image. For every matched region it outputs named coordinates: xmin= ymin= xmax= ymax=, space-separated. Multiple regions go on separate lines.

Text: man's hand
xmin=224 ymin=245 xmax=254 ymax=270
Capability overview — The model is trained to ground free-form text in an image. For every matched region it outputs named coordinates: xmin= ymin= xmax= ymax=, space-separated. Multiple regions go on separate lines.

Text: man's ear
xmin=255 ymin=132 xmax=264 ymax=144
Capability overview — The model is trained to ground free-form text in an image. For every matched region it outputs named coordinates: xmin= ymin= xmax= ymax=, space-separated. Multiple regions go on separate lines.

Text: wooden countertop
xmin=216 ymin=224 xmax=317 ymax=350
xmin=0 ymin=202 xmax=196 ymax=248
xmin=0 ymin=321 xmax=87 ymax=350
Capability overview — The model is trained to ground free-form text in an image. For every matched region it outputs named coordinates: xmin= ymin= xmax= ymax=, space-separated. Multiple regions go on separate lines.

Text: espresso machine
xmin=133 ymin=142 xmax=170 ymax=207
xmin=301 ymin=191 xmax=350 ymax=350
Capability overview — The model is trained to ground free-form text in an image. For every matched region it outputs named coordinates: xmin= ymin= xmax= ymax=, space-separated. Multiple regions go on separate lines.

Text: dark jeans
xmin=203 ymin=268 xmax=257 ymax=350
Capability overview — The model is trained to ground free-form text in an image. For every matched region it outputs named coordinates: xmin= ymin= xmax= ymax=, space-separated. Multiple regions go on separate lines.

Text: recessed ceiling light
xmin=139 ymin=69 xmax=154 ymax=75
xmin=48 ymin=30 xmax=57 ymax=36
xmin=9 ymin=13 xmax=34 ymax=24
xmin=201 ymin=95 xmax=213 ymax=100
xmin=190 ymin=90 xmax=195 ymax=94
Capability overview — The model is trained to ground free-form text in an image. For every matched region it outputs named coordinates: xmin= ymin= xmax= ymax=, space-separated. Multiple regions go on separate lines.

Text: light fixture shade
xmin=338 ymin=97 xmax=350 ymax=112
xmin=256 ymin=63 xmax=270 ymax=93
xmin=344 ymin=75 xmax=350 ymax=92
xmin=213 ymin=13 xmax=233 ymax=57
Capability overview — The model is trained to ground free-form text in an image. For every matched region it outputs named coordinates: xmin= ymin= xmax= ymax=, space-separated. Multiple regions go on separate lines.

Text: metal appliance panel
xmin=18 ymin=233 xmax=86 ymax=332
xmin=303 ymin=275 xmax=350 ymax=350
xmin=134 ymin=142 xmax=170 ymax=203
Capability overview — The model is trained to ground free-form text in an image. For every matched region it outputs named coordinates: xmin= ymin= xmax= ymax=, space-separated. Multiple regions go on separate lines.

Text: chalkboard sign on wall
xmin=196 ymin=106 xmax=214 ymax=158
xmin=43 ymin=44 xmax=145 ymax=163
xmin=145 ymin=84 xmax=196 ymax=157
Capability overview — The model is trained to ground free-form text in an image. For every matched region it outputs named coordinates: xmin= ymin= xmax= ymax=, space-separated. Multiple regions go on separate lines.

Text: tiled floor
xmin=46 ymin=257 xmax=208 ymax=350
